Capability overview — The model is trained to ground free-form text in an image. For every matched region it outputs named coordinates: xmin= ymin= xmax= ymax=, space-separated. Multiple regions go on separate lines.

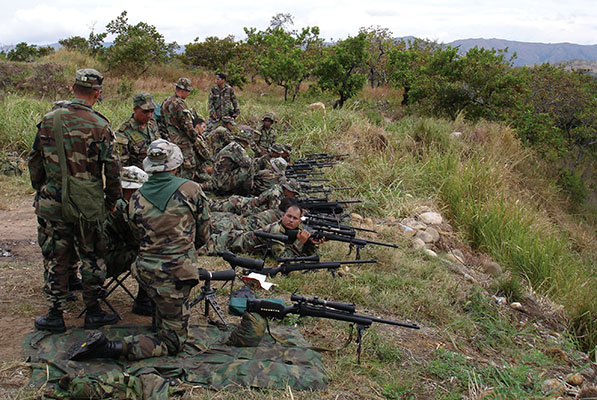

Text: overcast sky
xmin=1 ymin=0 xmax=596 ymax=47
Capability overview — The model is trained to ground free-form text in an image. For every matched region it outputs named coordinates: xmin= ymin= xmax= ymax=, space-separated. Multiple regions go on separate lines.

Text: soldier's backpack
xmin=52 ymin=108 xmax=106 ymax=223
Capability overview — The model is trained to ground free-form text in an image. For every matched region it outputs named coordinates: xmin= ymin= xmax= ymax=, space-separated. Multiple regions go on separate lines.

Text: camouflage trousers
xmin=36 ymin=217 xmax=107 ymax=310
xmin=123 ymin=262 xmax=192 ymax=360
xmin=199 ymin=230 xmax=257 ymax=256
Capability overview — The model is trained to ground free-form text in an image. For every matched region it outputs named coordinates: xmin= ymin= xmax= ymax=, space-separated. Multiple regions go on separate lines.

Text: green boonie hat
xmin=174 ymin=77 xmax=192 ymax=91
xmin=234 ymin=130 xmax=254 ymax=144
xmin=121 ymin=166 xmax=148 ymax=189
xmin=222 ymin=116 xmax=236 ymax=126
xmin=133 ymin=92 xmax=156 ymax=110
xmin=280 ymin=177 xmax=301 ymax=194
xmin=75 ymin=68 xmax=103 ymax=88
xmin=143 ymin=139 xmax=184 ymax=173
xmin=262 ymin=112 xmax=276 ymax=122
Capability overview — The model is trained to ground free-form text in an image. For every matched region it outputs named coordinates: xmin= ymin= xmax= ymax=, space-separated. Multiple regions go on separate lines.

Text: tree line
xmin=2 ymin=11 xmax=595 ymax=204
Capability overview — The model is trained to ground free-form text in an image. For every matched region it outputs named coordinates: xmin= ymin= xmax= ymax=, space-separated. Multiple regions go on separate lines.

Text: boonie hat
xmin=121 ymin=166 xmax=148 ymax=189
xmin=143 ymin=139 xmax=184 ymax=173
xmin=269 ymin=157 xmax=287 ymax=173
xmin=174 ymin=77 xmax=193 ymax=91
xmin=280 ymin=178 xmax=301 ymax=194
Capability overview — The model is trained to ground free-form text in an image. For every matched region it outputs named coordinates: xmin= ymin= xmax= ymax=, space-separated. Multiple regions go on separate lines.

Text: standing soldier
xmin=206 ymin=72 xmax=240 ymax=132
xmin=114 ymin=92 xmax=160 ymax=169
xmin=29 ymin=68 xmax=121 ymax=332
xmin=68 ymin=139 xmax=211 ymax=361
xmin=160 ymin=78 xmax=211 ymax=181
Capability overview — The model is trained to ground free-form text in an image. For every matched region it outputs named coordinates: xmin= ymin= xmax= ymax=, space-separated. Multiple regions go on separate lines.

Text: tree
xmin=359 ymin=26 xmax=395 ymax=88
xmin=183 ymin=35 xmax=239 ymax=71
xmin=59 ymin=36 xmax=89 ymax=52
xmin=6 ymin=42 xmax=54 ymax=62
xmin=315 ymin=33 xmax=368 ymax=109
xmin=102 ymin=11 xmax=178 ymax=75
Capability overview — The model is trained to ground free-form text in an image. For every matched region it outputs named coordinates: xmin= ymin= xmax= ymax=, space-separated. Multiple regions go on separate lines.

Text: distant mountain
xmin=446 ymin=38 xmax=597 ymax=67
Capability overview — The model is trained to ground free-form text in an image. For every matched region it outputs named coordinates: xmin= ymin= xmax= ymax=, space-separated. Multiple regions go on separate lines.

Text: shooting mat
xmin=24 ymin=323 xmax=327 ymax=397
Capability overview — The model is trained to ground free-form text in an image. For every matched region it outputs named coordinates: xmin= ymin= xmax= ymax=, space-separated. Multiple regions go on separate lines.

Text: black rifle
xmin=298 ymin=199 xmax=361 ymax=214
xmin=246 ymin=293 xmax=419 ymax=363
xmin=259 ymin=258 xmax=376 ymax=278
xmin=301 ymin=185 xmax=353 ymax=194
xmin=301 ymin=153 xmax=350 ymax=161
xmin=191 ymin=268 xmax=237 ymax=326
xmin=303 ymin=214 xmax=378 ymax=233
xmin=310 ymin=231 xmax=398 ymax=260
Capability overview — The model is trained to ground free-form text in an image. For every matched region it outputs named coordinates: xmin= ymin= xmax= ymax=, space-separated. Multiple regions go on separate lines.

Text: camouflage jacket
xmin=253 ymin=126 xmax=276 ymax=155
xmin=28 ymin=97 xmax=121 ymax=221
xmin=206 ymin=126 xmax=234 ymax=156
xmin=104 ymin=198 xmax=139 ymax=277
xmin=258 ymin=221 xmax=317 ymax=259
xmin=160 ymin=94 xmax=210 ymax=169
xmin=213 ymin=141 xmax=254 ymax=195
xmin=210 ymin=184 xmax=284 ymax=215
xmin=129 ymin=176 xmax=211 ymax=284
xmin=114 ymin=115 xmax=160 ymax=169
xmin=208 ymin=84 xmax=239 ymax=121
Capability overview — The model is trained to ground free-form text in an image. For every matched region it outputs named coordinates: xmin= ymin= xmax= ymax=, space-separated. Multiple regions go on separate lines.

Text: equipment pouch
xmin=62 ymin=176 xmax=105 ymax=223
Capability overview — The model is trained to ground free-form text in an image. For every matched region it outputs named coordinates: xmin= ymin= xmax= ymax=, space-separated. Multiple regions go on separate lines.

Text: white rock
xmin=411 ymin=238 xmax=426 ymax=250
xmin=450 ymin=131 xmax=463 ymax=138
xmin=419 ymin=212 xmax=443 ymax=225
xmin=415 ymin=230 xmax=434 ymax=243
xmin=451 ymin=249 xmax=465 ymax=263
xmin=423 ymin=249 xmax=437 ymax=257
xmin=541 ymin=379 xmax=563 ymax=395
xmin=399 ymin=225 xmax=416 ymax=237
xmin=425 ymin=227 xmax=440 ymax=242
xmin=510 ymin=302 xmax=524 ymax=311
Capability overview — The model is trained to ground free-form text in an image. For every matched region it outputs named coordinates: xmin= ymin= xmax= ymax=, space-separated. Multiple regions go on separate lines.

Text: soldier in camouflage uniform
xmin=160 ymin=78 xmax=211 ymax=181
xmin=253 ymin=112 xmax=277 ymax=156
xmin=212 ymin=130 xmax=255 ymax=195
xmin=103 ymin=166 xmax=153 ymax=316
xmin=206 ymin=72 xmax=240 ymax=132
xmin=29 ymin=68 xmax=121 ymax=332
xmin=114 ymin=93 xmax=161 ymax=169
xmin=252 ymin=156 xmax=287 ymax=194
xmin=205 ymin=116 xmax=235 ymax=156
xmin=69 ymin=139 xmax=211 ymax=361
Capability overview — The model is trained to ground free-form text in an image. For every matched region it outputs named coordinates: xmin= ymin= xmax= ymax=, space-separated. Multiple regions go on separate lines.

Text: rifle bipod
xmin=190 ymin=278 xmax=232 ymax=328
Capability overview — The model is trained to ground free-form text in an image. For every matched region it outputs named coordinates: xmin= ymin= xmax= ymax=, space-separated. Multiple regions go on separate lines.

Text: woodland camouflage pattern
xmin=103 ymin=198 xmax=138 ymax=279
xmin=25 ymin=324 xmax=327 ymax=394
xmin=124 ymin=177 xmax=210 ymax=360
xmin=115 ymin=115 xmax=160 ymax=168
xmin=207 ymin=83 xmax=239 ymax=129
xmin=28 ymin=97 xmax=121 ymax=309
xmin=210 ymin=209 xmax=281 ymax=234
xmin=205 ymin=125 xmax=234 ymax=156
xmin=160 ymin=94 xmax=211 ymax=180
xmin=210 ymin=184 xmax=285 ymax=215
xmin=212 ymin=141 xmax=254 ymax=195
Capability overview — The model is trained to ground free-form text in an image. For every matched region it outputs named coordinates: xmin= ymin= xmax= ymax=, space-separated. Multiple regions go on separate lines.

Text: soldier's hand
xmin=232 ymin=113 xmax=239 ymax=119
xmin=296 ymin=229 xmax=310 ymax=244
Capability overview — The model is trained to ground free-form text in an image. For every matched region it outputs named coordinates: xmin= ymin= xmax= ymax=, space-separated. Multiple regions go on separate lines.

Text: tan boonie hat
xmin=174 ymin=77 xmax=192 ymax=91
xmin=75 ymin=68 xmax=103 ymax=88
xmin=143 ymin=139 xmax=184 ymax=173
xmin=269 ymin=157 xmax=287 ymax=174
xmin=121 ymin=166 xmax=148 ymax=189
xmin=133 ymin=92 xmax=156 ymax=110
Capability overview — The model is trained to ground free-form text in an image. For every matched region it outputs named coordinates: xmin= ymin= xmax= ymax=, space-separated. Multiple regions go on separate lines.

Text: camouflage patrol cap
xmin=280 ymin=177 xmax=301 ymax=194
xmin=74 ymin=68 xmax=103 ymax=88
xmin=143 ymin=139 xmax=184 ymax=173
xmin=174 ymin=77 xmax=193 ymax=91
xmin=222 ymin=116 xmax=236 ymax=126
xmin=262 ymin=112 xmax=276 ymax=122
xmin=269 ymin=143 xmax=287 ymax=154
xmin=121 ymin=166 xmax=148 ymax=189
xmin=133 ymin=92 xmax=156 ymax=110
xmin=269 ymin=157 xmax=288 ymax=173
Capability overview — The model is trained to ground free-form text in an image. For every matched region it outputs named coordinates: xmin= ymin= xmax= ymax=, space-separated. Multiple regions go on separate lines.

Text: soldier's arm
xmin=230 ymin=87 xmax=240 ymax=116
xmin=114 ymin=130 xmax=130 ymax=166
xmin=27 ymin=128 xmax=46 ymax=191
xmin=194 ymin=191 xmax=212 ymax=249
xmin=99 ymin=127 xmax=122 ymax=210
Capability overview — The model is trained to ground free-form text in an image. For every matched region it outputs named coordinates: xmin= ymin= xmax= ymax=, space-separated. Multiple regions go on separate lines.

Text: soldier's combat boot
xmin=34 ymin=306 xmax=66 ymax=333
xmin=84 ymin=305 xmax=119 ymax=329
xmin=132 ymin=287 xmax=153 ymax=316
xmin=68 ymin=330 xmax=123 ymax=361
